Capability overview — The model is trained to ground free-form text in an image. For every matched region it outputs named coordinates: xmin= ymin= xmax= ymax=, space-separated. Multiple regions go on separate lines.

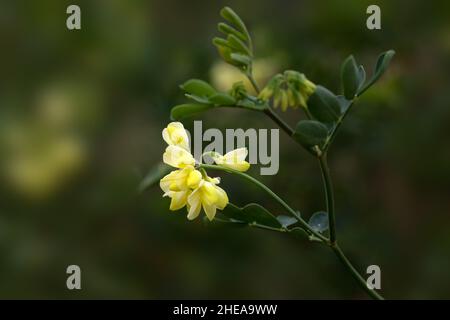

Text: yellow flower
xmin=258 ymin=86 xmax=274 ymax=101
xmin=301 ymin=77 xmax=317 ymax=97
xmin=187 ymin=179 xmax=229 ymax=221
xmin=160 ymin=165 xmax=202 ymax=211
xmin=210 ymin=148 xmax=250 ymax=172
xmin=163 ymin=190 xmax=192 ymax=211
xmin=280 ymin=89 xmax=289 ymax=112
xmin=162 ymin=122 xmax=190 ymax=151
xmin=159 ymin=121 xmax=230 ymax=221
xmin=259 ymin=71 xmax=316 ymax=111
xmin=258 ymin=74 xmax=283 ymax=101
xmin=163 ymin=145 xmax=196 ymax=168
xmin=160 ymin=165 xmax=202 ymax=192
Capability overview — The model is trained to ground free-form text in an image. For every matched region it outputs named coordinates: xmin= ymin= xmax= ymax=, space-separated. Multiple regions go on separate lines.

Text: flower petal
xmin=203 ymin=203 xmax=217 ymax=221
xmin=187 ymin=187 xmax=202 ymax=220
xmin=213 ymin=148 xmax=250 ymax=172
xmin=187 ymin=170 xmax=202 ymax=189
xmin=223 ymin=148 xmax=248 ymax=163
xmin=169 ymin=190 xmax=190 ymax=211
xmin=162 ymin=122 xmax=190 ymax=151
xmin=201 ymin=182 xmax=219 ymax=206
xmin=163 ymin=145 xmax=195 ymax=168
xmin=210 ymin=152 xmax=224 ymax=165
xmin=225 ymin=161 xmax=250 ymax=172
xmin=205 ymin=175 xmax=220 ymax=185
xmin=159 ymin=166 xmax=194 ymax=192
xmin=214 ymin=185 xmax=229 ymax=210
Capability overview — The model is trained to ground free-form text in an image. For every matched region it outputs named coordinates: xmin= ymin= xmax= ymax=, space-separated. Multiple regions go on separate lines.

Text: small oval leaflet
xmin=307 ymin=86 xmax=341 ymax=124
xmin=293 ymin=120 xmax=329 ymax=148
xmin=221 ymin=203 xmax=282 ymax=228
xmin=170 ymin=103 xmax=214 ymax=120
xmin=308 ymin=211 xmax=329 ymax=233
xmin=180 ymin=79 xmax=217 ymax=97
xmin=277 ymin=215 xmax=298 ymax=228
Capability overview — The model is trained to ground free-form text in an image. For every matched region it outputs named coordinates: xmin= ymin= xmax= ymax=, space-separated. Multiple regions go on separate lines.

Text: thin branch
xmin=263 ymin=108 xmax=295 ymax=136
xmin=318 ymin=153 xmax=336 ymax=244
xmin=199 ymin=163 xmax=328 ymax=243
xmin=247 ymin=72 xmax=261 ymax=94
xmin=332 ymin=244 xmax=384 ymax=300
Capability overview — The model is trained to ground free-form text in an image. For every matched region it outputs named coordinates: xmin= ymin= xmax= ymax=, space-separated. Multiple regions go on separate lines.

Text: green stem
xmin=263 ymin=108 xmax=295 ymax=136
xmin=222 ymin=80 xmax=382 ymax=299
xmin=323 ymin=98 xmax=356 ymax=151
xmin=199 ymin=165 xmax=383 ymax=299
xmin=251 ymin=222 xmax=287 ymax=233
xmin=318 ymin=153 xmax=336 ymax=244
xmin=199 ymin=164 xmax=328 ymax=242
xmin=331 ymin=244 xmax=384 ymax=300
xmin=247 ymin=73 xmax=261 ymax=94
xmin=215 ymin=217 xmax=285 ymax=233
xmin=220 ymin=104 xmax=294 ymax=137
xmin=318 ymin=155 xmax=384 ymax=299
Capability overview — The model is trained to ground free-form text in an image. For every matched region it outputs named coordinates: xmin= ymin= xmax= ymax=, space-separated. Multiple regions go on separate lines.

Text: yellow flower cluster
xmin=258 ymin=71 xmax=316 ymax=111
xmin=160 ymin=122 xmax=250 ymax=221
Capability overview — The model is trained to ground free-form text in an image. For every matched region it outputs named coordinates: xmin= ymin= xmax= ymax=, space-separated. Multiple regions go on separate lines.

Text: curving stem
xmin=332 ymin=244 xmax=384 ymax=300
xmin=318 ymin=153 xmax=336 ymax=244
xmin=245 ymin=69 xmax=383 ymax=299
xmin=199 ymin=163 xmax=328 ymax=243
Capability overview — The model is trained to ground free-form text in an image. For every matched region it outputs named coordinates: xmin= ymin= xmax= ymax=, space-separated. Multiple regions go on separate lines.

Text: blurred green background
xmin=0 ymin=0 xmax=449 ymax=299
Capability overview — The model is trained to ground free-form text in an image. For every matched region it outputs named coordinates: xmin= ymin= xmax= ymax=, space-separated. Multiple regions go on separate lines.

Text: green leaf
xmin=203 ymin=213 xmax=247 ymax=228
xmin=308 ymin=211 xmax=329 ymax=233
xmin=293 ymin=120 xmax=329 ymax=148
xmin=236 ymin=99 xmax=254 ymax=108
xmin=307 ymin=86 xmax=341 ymax=123
xmin=213 ymin=38 xmax=240 ymax=67
xmin=220 ymin=7 xmax=250 ymax=40
xmin=212 ymin=37 xmax=231 ymax=49
xmin=341 ymin=55 xmax=363 ymax=100
xmin=236 ymin=97 xmax=268 ymax=110
xmin=180 ymin=79 xmax=217 ymax=97
xmin=277 ymin=215 xmax=297 ymax=228
xmin=138 ymin=163 xmax=171 ymax=193
xmin=358 ymin=65 xmax=366 ymax=89
xmin=358 ymin=50 xmax=395 ymax=95
xmin=170 ymin=103 xmax=214 ymax=120
xmin=208 ymin=92 xmax=236 ymax=105
xmin=185 ymin=94 xmax=211 ymax=104
xmin=221 ymin=203 xmax=282 ymax=228
xmin=289 ymin=227 xmax=309 ymax=240
xmin=218 ymin=22 xmax=247 ymax=42
xmin=337 ymin=95 xmax=352 ymax=113
xmin=219 ymin=203 xmax=247 ymax=221
xmin=230 ymin=53 xmax=252 ymax=66
xmin=227 ymin=34 xmax=252 ymax=56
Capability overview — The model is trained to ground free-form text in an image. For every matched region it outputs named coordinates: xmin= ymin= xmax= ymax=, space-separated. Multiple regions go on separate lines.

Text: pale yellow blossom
xmin=187 ymin=179 xmax=228 ymax=221
xmin=163 ymin=190 xmax=192 ymax=211
xmin=162 ymin=122 xmax=190 ymax=151
xmin=160 ymin=122 xmax=230 ymax=220
xmin=160 ymin=165 xmax=202 ymax=193
xmin=210 ymin=148 xmax=250 ymax=172
xmin=163 ymin=145 xmax=196 ymax=168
